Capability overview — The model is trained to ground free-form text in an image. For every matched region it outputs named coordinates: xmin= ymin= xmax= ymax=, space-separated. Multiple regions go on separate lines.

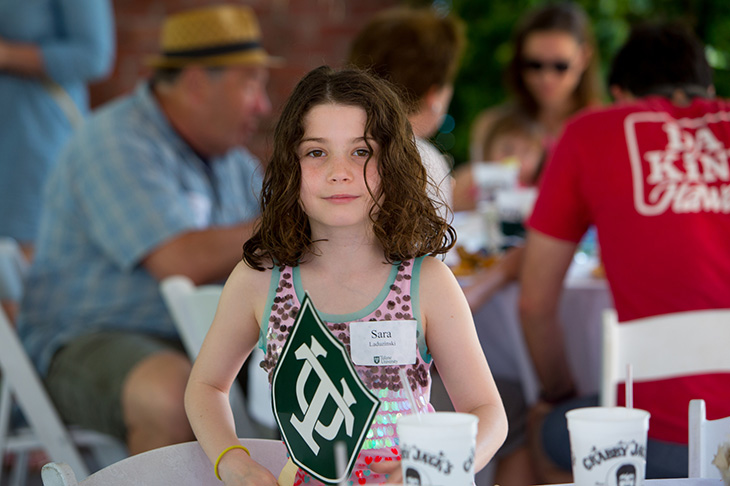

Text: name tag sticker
xmin=350 ymin=320 xmax=417 ymax=366
xmin=186 ymin=191 xmax=212 ymax=228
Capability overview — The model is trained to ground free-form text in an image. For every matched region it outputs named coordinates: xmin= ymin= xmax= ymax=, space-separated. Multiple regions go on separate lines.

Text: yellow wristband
xmin=214 ymin=445 xmax=251 ymax=481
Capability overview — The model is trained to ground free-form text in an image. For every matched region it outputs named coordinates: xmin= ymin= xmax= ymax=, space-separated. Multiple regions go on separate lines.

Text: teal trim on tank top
xmin=258 ymin=258 xmax=432 ymax=363
xmin=411 ymin=256 xmax=431 ymax=363
xmin=257 ymin=266 xmax=282 ymax=352
xmin=292 ymin=263 xmax=397 ymax=322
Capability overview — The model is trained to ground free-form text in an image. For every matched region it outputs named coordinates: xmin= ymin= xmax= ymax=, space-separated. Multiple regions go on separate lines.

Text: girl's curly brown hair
xmin=243 ymin=66 xmax=455 ymax=270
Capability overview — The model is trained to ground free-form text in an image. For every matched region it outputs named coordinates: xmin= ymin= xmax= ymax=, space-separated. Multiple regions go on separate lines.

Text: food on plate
xmin=450 ymin=246 xmax=499 ymax=276
xmin=713 ymin=442 xmax=730 ymax=486
xmin=591 ymin=260 xmax=605 ymax=279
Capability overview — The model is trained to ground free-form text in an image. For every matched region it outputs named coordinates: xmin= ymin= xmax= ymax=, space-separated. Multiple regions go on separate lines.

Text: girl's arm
xmin=420 ymin=256 xmax=509 ymax=472
xmin=185 ymin=261 xmax=278 ymax=485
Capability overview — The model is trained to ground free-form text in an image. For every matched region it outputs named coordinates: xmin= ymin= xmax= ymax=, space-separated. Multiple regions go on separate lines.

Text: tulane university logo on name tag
xmin=271 ymin=293 xmax=380 ymax=484
xmin=350 ymin=320 xmax=417 ymax=366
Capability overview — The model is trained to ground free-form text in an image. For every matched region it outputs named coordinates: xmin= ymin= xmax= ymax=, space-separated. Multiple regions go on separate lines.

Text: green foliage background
xmin=405 ymin=0 xmax=730 ymax=168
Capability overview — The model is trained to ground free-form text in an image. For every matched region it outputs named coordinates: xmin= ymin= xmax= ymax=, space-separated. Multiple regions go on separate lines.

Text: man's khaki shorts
xmin=44 ymin=331 xmax=186 ymax=440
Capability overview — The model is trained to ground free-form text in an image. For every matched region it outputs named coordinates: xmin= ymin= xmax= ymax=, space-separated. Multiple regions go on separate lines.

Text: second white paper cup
xmin=566 ymin=407 xmax=650 ymax=486
xmin=397 ymin=412 xmax=478 ymax=486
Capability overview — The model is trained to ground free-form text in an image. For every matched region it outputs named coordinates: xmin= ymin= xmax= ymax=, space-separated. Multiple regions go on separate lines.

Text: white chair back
xmin=159 ymin=275 xmax=221 ymax=360
xmin=600 ymin=308 xmax=730 ymax=407
xmin=689 ymin=398 xmax=730 ymax=479
xmin=160 ymin=275 xmax=276 ymax=433
xmin=0 ymin=307 xmax=127 ymax=484
xmin=0 ymin=237 xmax=28 ymax=301
xmin=0 ymin=237 xmax=126 ymax=485
xmin=41 ymin=438 xmax=288 ymax=486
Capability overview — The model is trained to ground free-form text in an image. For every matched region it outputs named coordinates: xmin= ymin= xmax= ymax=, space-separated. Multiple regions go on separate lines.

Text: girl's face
xmin=297 ymin=103 xmax=381 ymax=234
xmin=521 ymin=30 xmax=589 ymax=112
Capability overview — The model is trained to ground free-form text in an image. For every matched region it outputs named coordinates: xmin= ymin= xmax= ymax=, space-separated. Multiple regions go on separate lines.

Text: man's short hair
xmin=347 ymin=7 xmax=465 ymax=113
xmin=608 ymin=22 xmax=712 ymax=98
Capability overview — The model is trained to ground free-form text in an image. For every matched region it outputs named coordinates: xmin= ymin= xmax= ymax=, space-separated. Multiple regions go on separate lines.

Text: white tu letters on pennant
xmin=289 ymin=337 xmax=356 ymax=455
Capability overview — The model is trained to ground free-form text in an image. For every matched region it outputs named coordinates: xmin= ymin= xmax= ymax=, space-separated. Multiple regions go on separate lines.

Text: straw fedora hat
xmin=146 ymin=5 xmax=282 ymax=68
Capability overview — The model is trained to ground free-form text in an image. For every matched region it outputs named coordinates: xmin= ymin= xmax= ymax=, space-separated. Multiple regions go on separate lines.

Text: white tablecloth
xmin=451 ymin=211 xmax=614 ymax=404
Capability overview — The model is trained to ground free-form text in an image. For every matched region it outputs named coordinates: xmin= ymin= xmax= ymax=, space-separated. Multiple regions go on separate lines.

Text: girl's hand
xmin=369 ymin=458 xmax=402 ymax=484
xmin=218 ymin=453 xmax=279 ymax=486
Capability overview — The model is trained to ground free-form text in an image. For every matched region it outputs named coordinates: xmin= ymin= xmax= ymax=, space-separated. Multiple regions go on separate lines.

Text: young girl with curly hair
xmin=186 ymin=66 xmax=507 ymax=485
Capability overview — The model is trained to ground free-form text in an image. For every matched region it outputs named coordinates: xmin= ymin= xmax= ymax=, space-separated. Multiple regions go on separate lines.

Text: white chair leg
xmin=0 ymin=378 xmax=11 ymax=452
xmin=0 ymin=377 xmax=12 ymax=486
xmin=9 ymin=449 xmax=29 ymax=486
xmin=0 ymin=314 xmax=90 ymax=479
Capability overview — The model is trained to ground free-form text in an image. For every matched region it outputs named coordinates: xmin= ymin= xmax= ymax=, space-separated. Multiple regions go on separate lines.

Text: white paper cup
xmin=495 ymin=187 xmax=538 ymax=223
xmin=472 ymin=162 xmax=519 ymax=201
xmin=397 ymin=412 xmax=478 ymax=486
xmin=566 ymin=407 xmax=650 ymax=486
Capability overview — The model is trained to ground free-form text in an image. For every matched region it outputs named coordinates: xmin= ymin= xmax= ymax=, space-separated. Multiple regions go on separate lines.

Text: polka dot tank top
xmin=258 ymin=257 xmax=435 ymax=485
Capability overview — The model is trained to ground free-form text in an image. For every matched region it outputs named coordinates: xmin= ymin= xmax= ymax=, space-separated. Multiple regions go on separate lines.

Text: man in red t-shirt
xmin=519 ymin=22 xmax=730 ymax=481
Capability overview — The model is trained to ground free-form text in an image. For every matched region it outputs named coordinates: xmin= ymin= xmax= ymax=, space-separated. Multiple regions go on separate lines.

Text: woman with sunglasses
xmin=467 ymin=2 xmax=603 ymax=180
xmin=451 ymin=4 xmax=604 ymax=486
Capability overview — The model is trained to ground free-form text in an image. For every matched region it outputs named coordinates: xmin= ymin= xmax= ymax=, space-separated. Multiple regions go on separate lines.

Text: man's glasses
xmin=522 ymin=59 xmax=571 ymax=74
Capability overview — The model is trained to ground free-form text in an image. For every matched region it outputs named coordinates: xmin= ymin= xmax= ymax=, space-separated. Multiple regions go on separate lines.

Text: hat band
xmin=163 ymin=40 xmax=262 ymax=58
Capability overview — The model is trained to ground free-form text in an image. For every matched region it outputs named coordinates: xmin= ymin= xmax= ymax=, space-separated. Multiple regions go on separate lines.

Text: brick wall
xmin=89 ymin=0 xmax=400 ymax=161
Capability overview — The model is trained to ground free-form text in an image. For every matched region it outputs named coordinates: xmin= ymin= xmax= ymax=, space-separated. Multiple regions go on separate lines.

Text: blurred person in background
xmin=0 ymin=0 xmax=115 ymax=258
xmin=450 ymin=5 xmax=603 ymax=484
xmin=348 ymin=5 xmax=466 ymax=219
xmin=17 ymin=4 xmax=276 ymax=455
xmin=454 ymin=1 xmax=603 ymax=212
xmin=0 ymin=0 xmax=114 ymax=322
xmin=520 ymin=21 xmax=730 ymax=482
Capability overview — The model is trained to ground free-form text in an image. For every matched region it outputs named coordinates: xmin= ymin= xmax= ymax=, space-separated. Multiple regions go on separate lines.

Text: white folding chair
xmin=600 ymin=308 xmax=730 ymax=407
xmin=40 ymin=437 xmax=288 ymax=486
xmin=0 ymin=237 xmax=127 ymax=485
xmin=0 ymin=307 xmax=127 ymax=485
xmin=689 ymin=398 xmax=730 ymax=479
xmin=160 ymin=275 xmax=276 ymax=437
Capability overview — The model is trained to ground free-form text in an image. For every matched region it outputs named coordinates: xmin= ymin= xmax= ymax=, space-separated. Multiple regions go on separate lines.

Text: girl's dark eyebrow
xmin=299 ymin=137 xmax=325 ymax=144
xmin=299 ymin=136 xmax=371 ymax=144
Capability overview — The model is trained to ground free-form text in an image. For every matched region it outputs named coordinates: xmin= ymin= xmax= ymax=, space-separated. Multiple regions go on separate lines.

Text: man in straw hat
xmin=17 ymin=4 xmax=279 ymax=454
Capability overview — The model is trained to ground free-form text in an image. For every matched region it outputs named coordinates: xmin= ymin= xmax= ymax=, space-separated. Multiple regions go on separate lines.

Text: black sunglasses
xmin=522 ymin=59 xmax=571 ymax=73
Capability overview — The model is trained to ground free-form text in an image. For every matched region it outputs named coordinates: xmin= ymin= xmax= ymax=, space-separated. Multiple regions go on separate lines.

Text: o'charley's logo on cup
xmin=578 ymin=440 xmax=646 ymax=471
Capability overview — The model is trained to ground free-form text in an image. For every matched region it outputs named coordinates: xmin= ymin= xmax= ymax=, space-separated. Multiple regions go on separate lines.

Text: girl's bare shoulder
xmin=418 ymin=255 xmax=459 ymax=289
xmin=227 ymin=260 xmax=275 ymax=300
xmin=216 ymin=260 xmax=278 ymax=328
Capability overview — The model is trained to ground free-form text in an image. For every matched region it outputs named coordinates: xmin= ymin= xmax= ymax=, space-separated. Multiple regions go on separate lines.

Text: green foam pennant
xmin=271 ymin=292 xmax=381 ymax=484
